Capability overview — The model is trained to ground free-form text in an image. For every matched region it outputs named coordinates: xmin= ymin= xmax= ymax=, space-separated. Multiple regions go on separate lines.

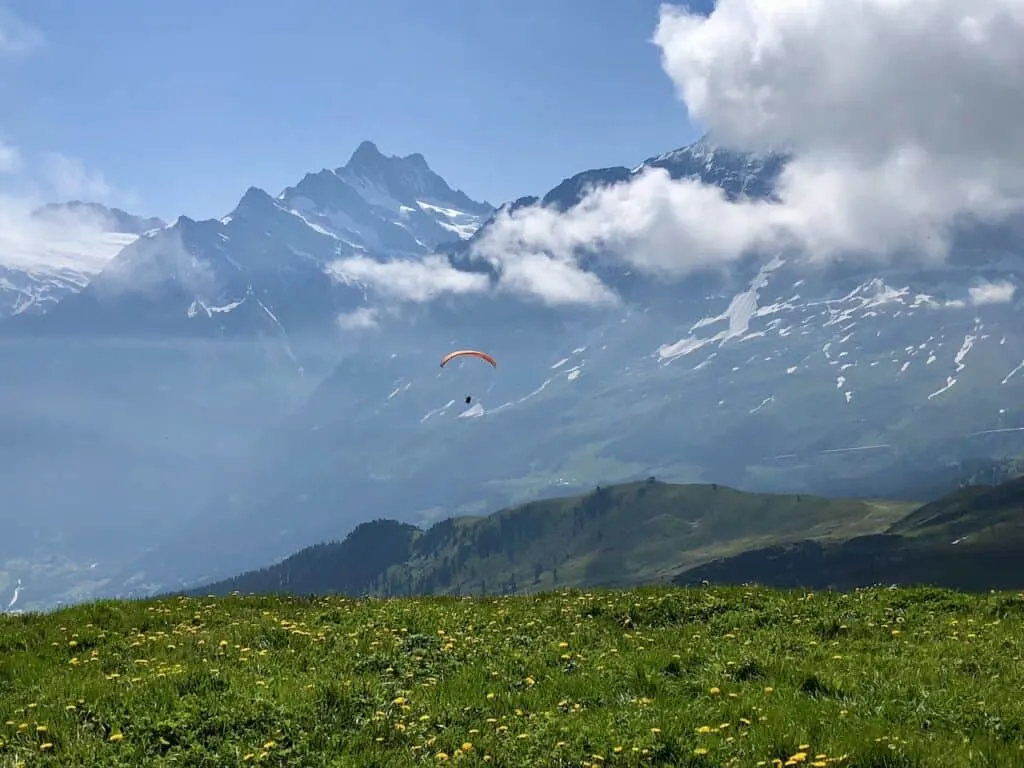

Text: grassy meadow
xmin=2 ymin=586 xmax=1023 ymax=767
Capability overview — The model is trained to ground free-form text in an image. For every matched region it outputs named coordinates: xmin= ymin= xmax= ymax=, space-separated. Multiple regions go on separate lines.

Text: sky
xmin=0 ymin=0 xmax=709 ymax=221
xmin=2 ymin=0 xmax=1023 ymax=313
xmin=328 ymin=0 xmax=1024 ymax=311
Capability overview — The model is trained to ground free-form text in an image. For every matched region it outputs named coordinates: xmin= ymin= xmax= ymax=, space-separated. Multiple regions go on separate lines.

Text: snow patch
xmin=1002 ymin=360 xmax=1024 ymax=385
xmin=953 ymin=334 xmax=976 ymax=373
xmin=928 ymin=377 xmax=957 ymax=399
xmin=458 ymin=402 xmax=485 ymax=418
xmin=660 ymin=256 xmax=785 ymax=361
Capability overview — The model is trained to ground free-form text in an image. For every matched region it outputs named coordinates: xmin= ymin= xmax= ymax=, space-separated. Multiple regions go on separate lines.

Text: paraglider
xmin=440 ymin=349 xmax=496 ymax=407
xmin=439 ymin=350 xmax=497 ymax=368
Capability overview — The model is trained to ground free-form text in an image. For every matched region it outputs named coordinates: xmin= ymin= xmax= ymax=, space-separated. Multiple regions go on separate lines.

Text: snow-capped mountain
xmin=0 ymin=202 xmax=164 ymax=317
xmin=95 ymin=138 xmax=1024 ymax=596
xmin=0 ymin=143 xmax=497 ymax=613
xmin=3 ymin=135 xmax=1022 ymax=608
xmin=5 ymin=142 xmax=493 ymax=342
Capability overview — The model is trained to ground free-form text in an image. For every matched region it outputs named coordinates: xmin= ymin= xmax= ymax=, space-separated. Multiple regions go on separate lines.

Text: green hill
xmin=676 ymin=476 xmax=1024 ymax=590
xmin=192 ymin=480 xmax=913 ymax=598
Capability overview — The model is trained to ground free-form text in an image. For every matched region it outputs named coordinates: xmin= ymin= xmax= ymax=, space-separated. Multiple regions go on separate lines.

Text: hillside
xmin=122 ymin=133 xmax=1024 ymax=604
xmin=191 ymin=480 xmax=913 ymax=598
xmin=2 ymin=587 xmax=1023 ymax=767
xmin=676 ymin=475 xmax=1024 ymax=590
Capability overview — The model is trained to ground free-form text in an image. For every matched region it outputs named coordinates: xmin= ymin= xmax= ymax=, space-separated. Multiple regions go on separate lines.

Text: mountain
xmin=31 ymin=201 xmax=165 ymax=235
xmin=186 ymin=480 xmax=916 ymax=598
xmin=7 ymin=141 xmax=493 ymax=341
xmin=0 ymin=201 xmax=165 ymax=318
xmin=103 ymin=136 xmax=1024 ymax=598
xmin=675 ymin=475 xmax=1024 ymax=591
xmin=5 ymin=135 xmax=1024 ymax=610
xmin=0 ymin=142 xmax=496 ymax=613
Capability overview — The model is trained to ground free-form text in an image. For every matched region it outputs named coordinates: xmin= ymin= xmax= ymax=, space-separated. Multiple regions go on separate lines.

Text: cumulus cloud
xmin=326 ymin=254 xmax=489 ymax=303
xmin=494 ymin=251 xmax=618 ymax=306
xmin=336 ymin=306 xmax=380 ymax=330
xmin=467 ymin=0 xmax=1024 ymax=303
xmin=969 ymin=279 xmax=1016 ymax=305
xmin=0 ymin=5 xmax=42 ymax=57
xmin=0 ymin=137 xmax=20 ymax=173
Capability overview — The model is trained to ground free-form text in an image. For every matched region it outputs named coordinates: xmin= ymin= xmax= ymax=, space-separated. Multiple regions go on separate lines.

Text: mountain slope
xmin=104 ymin=135 xmax=1024 ymax=599
xmin=8 ymin=136 xmax=1024 ymax=610
xmin=0 ymin=202 xmax=165 ymax=317
xmin=675 ymin=475 xmax=1024 ymax=591
xmin=0 ymin=142 xmax=496 ymax=614
xmin=188 ymin=480 xmax=914 ymax=598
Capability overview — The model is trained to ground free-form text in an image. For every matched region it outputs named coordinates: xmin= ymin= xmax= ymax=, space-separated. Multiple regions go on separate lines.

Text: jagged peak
xmin=348 ymin=139 xmax=384 ymax=166
xmin=231 ymin=186 xmax=280 ymax=218
xmin=342 ymin=140 xmax=438 ymax=177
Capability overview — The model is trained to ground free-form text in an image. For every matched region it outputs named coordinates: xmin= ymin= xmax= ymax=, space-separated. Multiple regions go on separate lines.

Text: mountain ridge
xmin=92 ymin=133 xmax=1024 ymax=603
xmin=3 ymin=135 xmax=1023 ymax=612
xmin=186 ymin=474 xmax=1024 ymax=601
xmin=3 ymin=142 xmax=494 ymax=340
xmin=186 ymin=479 xmax=917 ymax=599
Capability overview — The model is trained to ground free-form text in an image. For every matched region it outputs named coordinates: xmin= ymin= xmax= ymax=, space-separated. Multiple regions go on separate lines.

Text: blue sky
xmin=3 ymin=0 xmax=709 ymax=221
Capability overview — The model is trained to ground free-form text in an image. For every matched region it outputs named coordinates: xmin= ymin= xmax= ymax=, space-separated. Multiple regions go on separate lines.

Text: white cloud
xmin=468 ymin=0 xmax=1024 ymax=303
xmin=0 ymin=137 xmax=19 ymax=173
xmin=969 ymin=279 xmax=1016 ymax=305
xmin=494 ymin=251 xmax=619 ymax=306
xmin=0 ymin=133 xmax=135 ymax=274
xmin=336 ymin=306 xmax=380 ymax=330
xmin=0 ymin=12 xmax=136 ymax=278
xmin=0 ymin=194 xmax=136 ymax=273
xmin=326 ymin=254 xmax=489 ymax=303
xmin=90 ymin=224 xmax=214 ymax=298
xmin=41 ymin=152 xmax=113 ymax=202
xmin=0 ymin=5 xmax=42 ymax=57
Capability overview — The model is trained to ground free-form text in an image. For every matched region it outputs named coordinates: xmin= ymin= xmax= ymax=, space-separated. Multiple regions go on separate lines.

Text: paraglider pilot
xmin=438 ymin=350 xmax=495 ymax=410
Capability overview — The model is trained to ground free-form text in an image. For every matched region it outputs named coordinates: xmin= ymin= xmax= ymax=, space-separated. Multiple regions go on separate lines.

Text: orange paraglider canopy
xmin=440 ymin=349 xmax=497 ymax=368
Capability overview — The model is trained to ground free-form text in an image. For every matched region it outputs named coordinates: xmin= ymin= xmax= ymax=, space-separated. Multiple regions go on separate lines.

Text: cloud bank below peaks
xmin=332 ymin=0 xmax=1024 ymax=309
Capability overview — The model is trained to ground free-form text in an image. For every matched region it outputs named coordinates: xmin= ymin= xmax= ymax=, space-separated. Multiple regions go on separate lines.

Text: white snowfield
xmin=0 ymin=230 xmax=139 ymax=316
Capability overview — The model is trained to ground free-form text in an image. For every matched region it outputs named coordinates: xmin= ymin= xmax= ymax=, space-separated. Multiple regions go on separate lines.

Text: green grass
xmin=3 ymin=587 xmax=1024 ymax=767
